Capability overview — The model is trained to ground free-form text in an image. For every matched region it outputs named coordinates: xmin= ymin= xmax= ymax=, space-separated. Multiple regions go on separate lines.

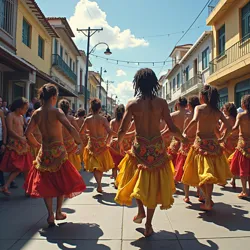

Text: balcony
xmin=181 ymin=75 xmax=203 ymax=94
xmin=166 ymin=93 xmax=171 ymax=100
xmin=208 ymin=0 xmax=220 ymax=15
xmin=52 ymin=54 xmax=77 ymax=84
xmin=78 ymin=85 xmax=90 ymax=99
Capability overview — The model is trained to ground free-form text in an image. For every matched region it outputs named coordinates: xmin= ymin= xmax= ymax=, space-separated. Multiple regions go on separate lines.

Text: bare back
xmin=184 ymin=112 xmax=196 ymax=139
xmin=110 ymin=119 xmax=122 ymax=137
xmin=237 ymin=112 xmax=250 ymax=137
xmin=76 ymin=117 xmax=85 ymax=130
xmin=171 ymin=109 xmax=188 ymax=132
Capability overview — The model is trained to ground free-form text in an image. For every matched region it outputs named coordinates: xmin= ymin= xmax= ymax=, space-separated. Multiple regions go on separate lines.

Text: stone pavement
xmin=1 ymin=171 xmax=250 ymax=250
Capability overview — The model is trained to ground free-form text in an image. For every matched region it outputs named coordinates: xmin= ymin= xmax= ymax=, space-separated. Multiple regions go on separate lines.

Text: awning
xmin=36 ymin=69 xmax=77 ymax=97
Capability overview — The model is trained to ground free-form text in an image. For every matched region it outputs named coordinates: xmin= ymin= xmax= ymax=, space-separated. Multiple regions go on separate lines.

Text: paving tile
xmin=9 ymin=239 xmax=121 ymax=250
xmin=122 ymin=239 xmax=181 ymax=250
xmin=180 ymin=237 xmax=250 ymax=250
xmin=0 ymin=204 xmax=47 ymax=240
xmin=167 ymin=202 xmax=250 ymax=239
xmin=122 ymin=207 xmax=176 ymax=240
xmin=0 ymin=240 xmax=17 ymax=250
xmin=22 ymin=205 xmax=123 ymax=240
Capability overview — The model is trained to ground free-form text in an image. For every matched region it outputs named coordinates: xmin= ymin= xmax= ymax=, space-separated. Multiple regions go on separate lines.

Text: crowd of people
xmin=0 ymin=68 xmax=250 ymax=237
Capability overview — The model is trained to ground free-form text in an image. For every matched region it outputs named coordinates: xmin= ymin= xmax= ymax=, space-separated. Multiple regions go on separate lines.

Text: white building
xmin=165 ymin=31 xmax=212 ymax=111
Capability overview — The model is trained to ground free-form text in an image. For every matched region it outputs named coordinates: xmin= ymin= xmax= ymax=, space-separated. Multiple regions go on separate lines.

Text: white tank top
xmin=0 ymin=117 xmax=2 ymax=141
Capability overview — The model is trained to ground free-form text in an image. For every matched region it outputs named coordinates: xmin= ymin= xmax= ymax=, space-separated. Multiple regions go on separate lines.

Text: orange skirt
xmin=0 ymin=149 xmax=33 ymax=172
xmin=230 ymin=150 xmax=250 ymax=177
xmin=174 ymin=153 xmax=187 ymax=182
xmin=24 ymin=160 xmax=86 ymax=198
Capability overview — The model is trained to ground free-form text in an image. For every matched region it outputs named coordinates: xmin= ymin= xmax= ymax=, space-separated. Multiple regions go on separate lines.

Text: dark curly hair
xmin=242 ymin=95 xmax=250 ymax=115
xmin=10 ymin=97 xmax=28 ymax=112
xmin=223 ymin=102 xmax=237 ymax=118
xmin=188 ymin=96 xmax=200 ymax=110
xmin=115 ymin=104 xmax=125 ymax=121
xmin=200 ymin=85 xmax=220 ymax=110
xmin=58 ymin=99 xmax=70 ymax=115
xmin=177 ymin=97 xmax=188 ymax=107
xmin=38 ymin=83 xmax=58 ymax=101
xmin=133 ymin=68 xmax=160 ymax=99
xmin=90 ymin=98 xmax=101 ymax=114
xmin=77 ymin=108 xmax=86 ymax=117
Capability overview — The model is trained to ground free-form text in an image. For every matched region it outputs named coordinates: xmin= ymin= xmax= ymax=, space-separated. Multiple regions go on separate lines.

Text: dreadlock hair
xmin=133 ymin=68 xmax=160 ymax=99
xmin=38 ymin=83 xmax=58 ymax=102
xmin=90 ymin=98 xmax=101 ymax=114
xmin=200 ymin=85 xmax=220 ymax=110
xmin=223 ymin=102 xmax=237 ymax=118
xmin=188 ymin=96 xmax=200 ymax=110
xmin=115 ymin=104 xmax=125 ymax=121
xmin=10 ymin=97 xmax=28 ymax=112
xmin=58 ymin=99 xmax=70 ymax=115
xmin=242 ymin=95 xmax=250 ymax=115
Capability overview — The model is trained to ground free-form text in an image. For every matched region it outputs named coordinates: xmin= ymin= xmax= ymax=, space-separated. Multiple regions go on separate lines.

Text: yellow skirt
xmin=181 ymin=147 xmax=232 ymax=187
xmin=83 ymin=148 xmax=114 ymax=173
xmin=68 ymin=153 xmax=82 ymax=172
xmin=115 ymin=154 xmax=175 ymax=210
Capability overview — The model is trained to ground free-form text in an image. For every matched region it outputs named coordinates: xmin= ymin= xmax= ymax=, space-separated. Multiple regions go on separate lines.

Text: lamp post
xmin=77 ymin=27 xmax=112 ymax=110
xmin=110 ymin=94 xmax=117 ymax=117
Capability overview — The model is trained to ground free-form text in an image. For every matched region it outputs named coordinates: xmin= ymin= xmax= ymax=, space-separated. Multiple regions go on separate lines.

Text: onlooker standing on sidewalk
xmin=1 ymin=100 xmax=9 ymax=116
xmin=29 ymin=97 xmax=38 ymax=110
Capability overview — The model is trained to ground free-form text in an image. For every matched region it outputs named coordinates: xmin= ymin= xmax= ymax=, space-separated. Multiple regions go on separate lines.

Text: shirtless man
xmin=115 ymin=68 xmax=186 ymax=237
xmin=25 ymin=84 xmax=85 ymax=226
xmin=80 ymin=98 xmax=114 ymax=193
xmin=0 ymin=98 xmax=33 ymax=195
xmin=230 ymin=95 xmax=250 ymax=198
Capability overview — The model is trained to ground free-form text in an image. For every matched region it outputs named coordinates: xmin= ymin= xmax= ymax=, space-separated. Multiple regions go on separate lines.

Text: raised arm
xmin=57 ymin=109 xmax=81 ymax=145
xmin=25 ymin=112 xmax=40 ymax=147
xmin=218 ymin=111 xmax=232 ymax=143
xmin=232 ymin=113 xmax=241 ymax=132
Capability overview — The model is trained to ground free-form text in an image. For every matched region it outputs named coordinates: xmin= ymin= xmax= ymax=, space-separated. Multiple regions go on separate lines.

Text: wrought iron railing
xmin=52 ymin=54 xmax=77 ymax=83
xmin=209 ymin=37 xmax=250 ymax=75
xmin=77 ymin=85 xmax=90 ymax=99
xmin=181 ymin=75 xmax=202 ymax=93
xmin=208 ymin=0 xmax=220 ymax=15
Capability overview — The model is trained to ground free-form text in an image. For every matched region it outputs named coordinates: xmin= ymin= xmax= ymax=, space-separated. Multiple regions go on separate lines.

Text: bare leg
xmin=230 ymin=177 xmax=236 ymax=188
xmin=44 ymin=198 xmax=55 ymax=225
xmin=94 ymin=170 xmax=103 ymax=193
xmin=183 ymin=184 xmax=190 ymax=203
xmin=0 ymin=171 xmax=21 ymax=194
xmin=133 ymin=199 xmax=146 ymax=224
xmin=56 ymin=196 xmax=67 ymax=220
xmin=112 ymin=167 xmax=118 ymax=180
xmin=145 ymin=208 xmax=155 ymax=237
xmin=239 ymin=176 xmax=248 ymax=198
xmin=200 ymin=184 xmax=213 ymax=211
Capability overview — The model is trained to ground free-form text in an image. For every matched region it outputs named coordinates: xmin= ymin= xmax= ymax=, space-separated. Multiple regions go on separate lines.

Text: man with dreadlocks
xmin=114 ymin=68 xmax=186 ymax=237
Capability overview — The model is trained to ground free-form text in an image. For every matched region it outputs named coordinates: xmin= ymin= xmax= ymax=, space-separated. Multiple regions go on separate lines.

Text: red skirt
xmin=110 ymin=150 xmax=123 ymax=168
xmin=174 ymin=153 xmax=187 ymax=182
xmin=24 ymin=160 xmax=86 ymax=198
xmin=168 ymin=151 xmax=178 ymax=167
xmin=0 ymin=149 xmax=33 ymax=172
xmin=230 ymin=150 xmax=250 ymax=177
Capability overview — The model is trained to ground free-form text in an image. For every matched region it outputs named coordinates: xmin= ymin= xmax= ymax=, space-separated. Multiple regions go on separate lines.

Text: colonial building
xmin=207 ymin=0 xmax=250 ymax=108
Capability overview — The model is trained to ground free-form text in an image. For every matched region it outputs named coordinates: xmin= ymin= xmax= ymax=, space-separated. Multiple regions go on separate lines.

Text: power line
xmin=158 ymin=0 xmax=211 ymax=76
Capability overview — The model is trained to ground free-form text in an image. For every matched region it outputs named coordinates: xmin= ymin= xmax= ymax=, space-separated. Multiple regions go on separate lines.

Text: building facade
xmin=207 ymin=0 xmax=250 ymax=108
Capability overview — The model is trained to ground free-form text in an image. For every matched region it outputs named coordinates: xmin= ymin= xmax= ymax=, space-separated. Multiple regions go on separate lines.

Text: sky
xmin=36 ymin=0 xmax=211 ymax=105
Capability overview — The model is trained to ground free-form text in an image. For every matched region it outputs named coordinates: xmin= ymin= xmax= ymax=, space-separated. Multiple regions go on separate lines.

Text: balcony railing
xmin=52 ymin=54 xmax=77 ymax=84
xmin=209 ymin=37 xmax=250 ymax=75
xmin=166 ymin=93 xmax=171 ymax=100
xmin=208 ymin=0 xmax=220 ymax=15
xmin=78 ymin=85 xmax=90 ymax=99
xmin=181 ymin=75 xmax=202 ymax=94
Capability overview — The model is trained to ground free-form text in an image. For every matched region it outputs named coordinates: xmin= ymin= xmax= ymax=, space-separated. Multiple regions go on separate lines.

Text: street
xmin=1 ymin=172 xmax=250 ymax=250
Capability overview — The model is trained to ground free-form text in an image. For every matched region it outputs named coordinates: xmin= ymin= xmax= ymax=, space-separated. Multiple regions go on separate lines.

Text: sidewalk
xmin=1 ymin=172 xmax=250 ymax=250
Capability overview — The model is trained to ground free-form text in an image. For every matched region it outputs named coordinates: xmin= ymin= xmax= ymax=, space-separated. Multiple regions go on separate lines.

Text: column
xmin=25 ymin=81 xmax=31 ymax=100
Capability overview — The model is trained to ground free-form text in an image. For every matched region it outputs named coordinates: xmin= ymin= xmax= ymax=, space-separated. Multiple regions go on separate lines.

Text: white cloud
xmin=159 ymin=70 xmax=168 ymax=77
xmin=108 ymin=81 xmax=134 ymax=105
xmin=116 ymin=69 xmax=127 ymax=77
xmin=69 ymin=0 xmax=149 ymax=49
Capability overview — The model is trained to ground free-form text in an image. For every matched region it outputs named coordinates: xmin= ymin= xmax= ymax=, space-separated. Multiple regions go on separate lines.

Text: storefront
xmin=218 ymin=87 xmax=228 ymax=109
xmin=235 ymin=79 xmax=250 ymax=108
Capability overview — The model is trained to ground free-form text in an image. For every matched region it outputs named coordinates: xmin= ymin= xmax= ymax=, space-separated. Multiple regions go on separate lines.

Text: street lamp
xmin=111 ymin=94 xmax=117 ymax=117
xmin=77 ymin=27 xmax=112 ymax=110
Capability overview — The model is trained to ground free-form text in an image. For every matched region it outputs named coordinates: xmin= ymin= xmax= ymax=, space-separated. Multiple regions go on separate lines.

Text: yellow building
xmin=206 ymin=0 xmax=250 ymax=108
xmin=89 ymin=71 xmax=100 ymax=99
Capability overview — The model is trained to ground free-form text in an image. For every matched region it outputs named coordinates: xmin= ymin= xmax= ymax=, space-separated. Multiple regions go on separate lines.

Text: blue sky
xmin=37 ymin=0 xmax=210 ymax=104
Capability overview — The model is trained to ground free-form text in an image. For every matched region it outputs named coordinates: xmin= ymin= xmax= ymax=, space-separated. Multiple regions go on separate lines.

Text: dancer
xmin=167 ymin=97 xmax=188 ymax=166
xmin=110 ymin=104 xmax=135 ymax=180
xmin=58 ymin=99 xmax=82 ymax=172
xmin=0 ymin=108 xmax=7 ymax=186
xmin=181 ymin=85 xmax=232 ymax=211
xmin=174 ymin=96 xmax=201 ymax=203
xmin=24 ymin=84 xmax=86 ymax=226
xmin=80 ymin=98 xmax=114 ymax=193
xmin=220 ymin=102 xmax=238 ymax=188
xmin=115 ymin=68 xmax=186 ymax=237
xmin=0 ymin=98 xmax=33 ymax=195
xmin=230 ymin=95 xmax=250 ymax=198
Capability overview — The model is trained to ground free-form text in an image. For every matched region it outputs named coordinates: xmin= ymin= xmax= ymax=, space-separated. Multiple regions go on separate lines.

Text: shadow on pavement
xmin=131 ymin=230 xmax=218 ymax=250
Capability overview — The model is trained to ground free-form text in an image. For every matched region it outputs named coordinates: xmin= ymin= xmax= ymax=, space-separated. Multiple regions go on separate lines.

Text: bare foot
xmin=47 ymin=214 xmax=55 ymax=227
xmin=144 ymin=224 xmax=154 ymax=237
xmin=133 ymin=214 xmax=146 ymax=224
xmin=56 ymin=212 xmax=67 ymax=221
xmin=238 ymin=192 xmax=248 ymax=199
xmin=97 ymin=187 xmax=103 ymax=193
xmin=183 ymin=197 xmax=190 ymax=203
xmin=0 ymin=186 xmax=11 ymax=196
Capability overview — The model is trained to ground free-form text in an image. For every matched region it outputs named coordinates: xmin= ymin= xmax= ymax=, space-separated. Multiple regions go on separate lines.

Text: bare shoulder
xmin=67 ymin=115 xmax=75 ymax=122
xmin=126 ymin=98 xmax=137 ymax=109
xmin=171 ymin=110 xmax=179 ymax=117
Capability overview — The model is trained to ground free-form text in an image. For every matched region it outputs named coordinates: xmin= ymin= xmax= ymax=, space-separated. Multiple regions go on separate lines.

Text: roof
xmin=89 ymin=71 xmax=104 ymax=82
xmin=24 ymin=0 xmax=58 ymax=37
xmin=179 ymin=31 xmax=212 ymax=64
xmin=169 ymin=44 xmax=193 ymax=57
xmin=47 ymin=17 xmax=75 ymax=37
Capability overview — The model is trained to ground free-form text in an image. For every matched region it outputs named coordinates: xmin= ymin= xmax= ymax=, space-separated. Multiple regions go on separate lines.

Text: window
xmin=242 ymin=2 xmax=250 ymax=41
xmin=54 ymin=39 xmax=58 ymax=54
xmin=177 ymin=73 xmax=180 ymax=88
xmin=70 ymin=58 xmax=72 ymax=69
xmin=22 ymin=18 xmax=31 ymax=47
xmin=185 ymin=66 xmax=189 ymax=81
xmin=65 ymin=52 xmax=68 ymax=63
xmin=202 ymin=47 xmax=209 ymax=70
xmin=173 ymin=78 xmax=176 ymax=92
xmin=0 ymin=0 xmax=14 ymax=36
xmin=60 ymin=45 xmax=63 ymax=58
xmin=218 ymin=25 xmax=225 ymax=56
xmin=38 ymin=36 xmax=44 ymax=59
xmin=73 ymin=62 xmax=75 ymax=73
